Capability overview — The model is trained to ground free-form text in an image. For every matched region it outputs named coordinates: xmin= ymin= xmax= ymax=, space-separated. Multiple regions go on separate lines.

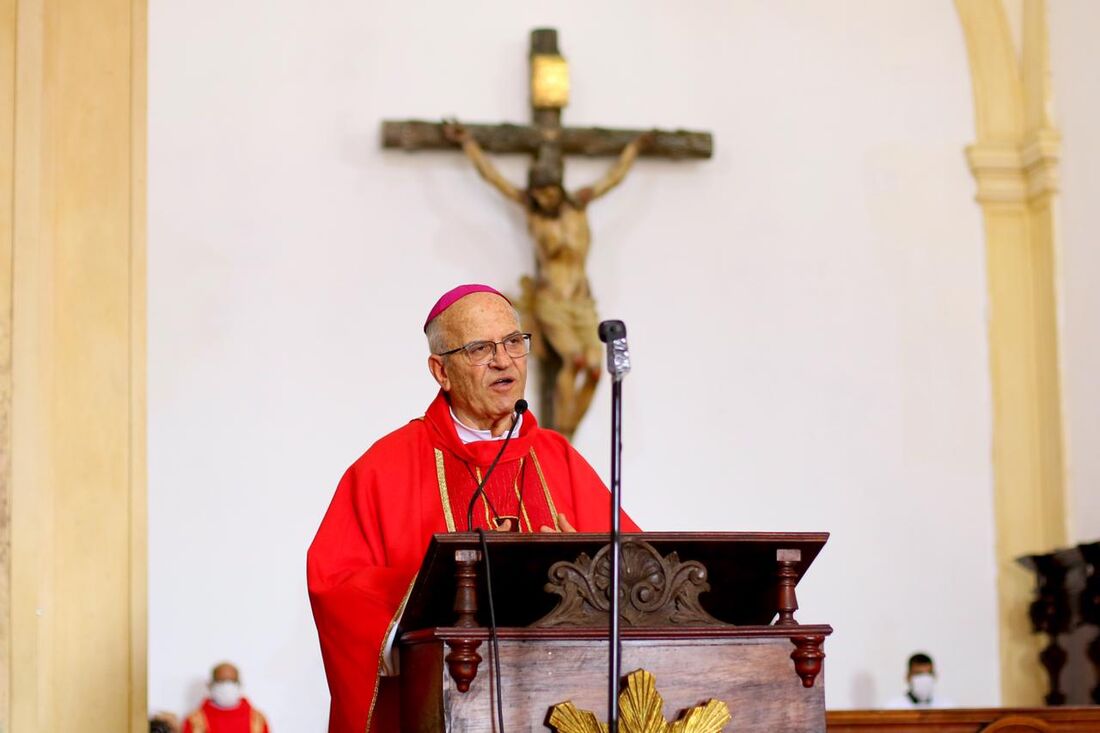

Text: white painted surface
xmin=148 ymin=2 xmax=1002 ymax=728
xmin=1050 ymin=1 xmax=1100 ymax=545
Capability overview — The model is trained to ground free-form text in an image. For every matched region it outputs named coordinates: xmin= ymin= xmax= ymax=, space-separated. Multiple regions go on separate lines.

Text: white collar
xmin=450 ymin=407 xmax=523 ymax=444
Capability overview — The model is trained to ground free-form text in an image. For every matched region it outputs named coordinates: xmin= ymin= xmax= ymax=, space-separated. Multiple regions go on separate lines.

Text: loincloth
xmin=533 ymin=291 xmax=602 ymax=358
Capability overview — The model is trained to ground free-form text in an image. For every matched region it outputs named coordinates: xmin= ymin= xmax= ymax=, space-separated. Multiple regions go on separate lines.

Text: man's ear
xmin=428 ymin=355 xmax=450 ymax=390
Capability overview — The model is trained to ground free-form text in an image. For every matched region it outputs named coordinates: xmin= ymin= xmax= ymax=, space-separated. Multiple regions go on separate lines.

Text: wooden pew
xmin=827 ymin=707 xmax=1100 ymax=732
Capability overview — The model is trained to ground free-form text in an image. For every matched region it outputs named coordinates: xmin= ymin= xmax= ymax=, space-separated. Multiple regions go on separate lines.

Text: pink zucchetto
xmin=423 ymin=284 xmax=511 ymax=332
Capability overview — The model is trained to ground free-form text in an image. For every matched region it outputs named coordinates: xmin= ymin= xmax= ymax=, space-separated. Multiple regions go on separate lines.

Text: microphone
xmin=466 ymin=399 xmax=528 ymax=531
xmin=598 ymin=320 xmax=631 ymax=380
xmin=472 ymin=398 xmax=528 ymax=733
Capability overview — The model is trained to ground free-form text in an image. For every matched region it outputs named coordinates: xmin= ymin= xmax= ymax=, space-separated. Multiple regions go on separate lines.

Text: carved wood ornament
xmin=549 ymin=669 xmax=731 ymax=733
xmin=533 ymin=539 xmax=727 ymax=628
xmin=1027 ymin=553 xmax=1071 ymax=705
xmin=791 ymin=635 xmax=827 ymax=689
xmin=1079 ymin=541 xmax=1100 ymax=704
xmin=443 ymin=549 xmax=483 ymax=692
xmin=437 ymin=537 xmax=829 ymax=693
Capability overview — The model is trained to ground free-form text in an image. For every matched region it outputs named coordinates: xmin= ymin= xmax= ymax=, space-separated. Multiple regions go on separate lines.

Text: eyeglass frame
xmin=434 ymin=332 xmax=533 ymax=365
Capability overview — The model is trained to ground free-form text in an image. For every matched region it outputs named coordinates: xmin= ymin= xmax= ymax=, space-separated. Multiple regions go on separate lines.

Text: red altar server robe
xmin=307 ymin=391 xmax=639 ymax=732
xmin=182 ymin=698 xmax=268 ymax=733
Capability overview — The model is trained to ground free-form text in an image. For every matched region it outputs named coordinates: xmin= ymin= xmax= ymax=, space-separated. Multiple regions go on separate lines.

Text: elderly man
xmin=307 ymin=284 xmax=639 ymax=733
xmin=182 ymin=662 xmax=269 ymax=733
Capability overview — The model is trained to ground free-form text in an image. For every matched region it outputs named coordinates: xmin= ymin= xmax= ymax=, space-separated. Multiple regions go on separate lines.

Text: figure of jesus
xmin=443 ymin=121 xmax=652 ymax=438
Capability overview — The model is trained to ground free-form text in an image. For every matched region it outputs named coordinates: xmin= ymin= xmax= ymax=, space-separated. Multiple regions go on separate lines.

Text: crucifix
xmin=383 ymin=28 xmax=713 ymax=439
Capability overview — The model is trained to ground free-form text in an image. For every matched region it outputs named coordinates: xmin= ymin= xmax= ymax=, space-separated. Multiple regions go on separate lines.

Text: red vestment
xmin=307 ymin=392 xmax=639 ymax=732
xmin=182 ymin=698 xmax=268 ymax=733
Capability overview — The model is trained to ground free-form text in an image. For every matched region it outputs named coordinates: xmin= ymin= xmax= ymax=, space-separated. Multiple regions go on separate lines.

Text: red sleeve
xmin=307 ymin=459 xmax=417 ymax=733
xmin=181 ymin=720 xmax=192 ymax=733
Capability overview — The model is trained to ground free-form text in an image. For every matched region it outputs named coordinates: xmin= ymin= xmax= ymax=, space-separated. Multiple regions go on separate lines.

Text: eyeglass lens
xmin=464 ymin=334 xmax=530 ymax=364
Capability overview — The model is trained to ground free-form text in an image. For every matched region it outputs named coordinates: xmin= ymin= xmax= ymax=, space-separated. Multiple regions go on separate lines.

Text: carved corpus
xmin=549 ymin=668 xmax=731 ymax=733
xmin=533 ymin=538 xmax=728 ymax=628
xmin=444 ymin=549 xmax=482 ymax=692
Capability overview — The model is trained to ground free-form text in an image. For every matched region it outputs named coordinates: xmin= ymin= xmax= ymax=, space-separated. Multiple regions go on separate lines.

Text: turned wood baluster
xmin=776 ymin=548 xmax=825 ymax=687
xmin=1078 ymin=541 xmax=1100 ymax=704
xmin=791 ymin=635 xmax=826 ymax=688
xmin=1027 ymin=553 xmax=1071 ymax=706
xmin=444 ymin=549 xmax=483 ymax=692
xmin=776 ymin=549 xmax=801 ymax=626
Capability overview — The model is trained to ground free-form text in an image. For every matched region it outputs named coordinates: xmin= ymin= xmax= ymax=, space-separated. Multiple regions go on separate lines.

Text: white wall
xmin=1050 ymin=1 xmax=1100 ymax=544
xmin=148 ymin=2 xmax=1000 ymax=728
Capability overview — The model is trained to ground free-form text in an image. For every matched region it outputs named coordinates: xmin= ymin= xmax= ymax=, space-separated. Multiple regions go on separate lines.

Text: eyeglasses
xmin=436 ymin=332 xmax=532 ymax=365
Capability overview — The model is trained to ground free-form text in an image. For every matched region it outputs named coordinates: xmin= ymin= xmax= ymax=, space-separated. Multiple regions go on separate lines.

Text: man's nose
xmin=488 ymin=344 xmax=515 ymax=368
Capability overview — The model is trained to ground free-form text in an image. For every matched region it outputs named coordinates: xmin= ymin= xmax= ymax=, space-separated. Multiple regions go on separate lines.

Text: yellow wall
xmin=956 ymin=0 xmax=1067 ymax=705
xmin=1 ymin=0 xmax=15 ymax=725
xmin=2 ymin=0 xmax=147 ymax=730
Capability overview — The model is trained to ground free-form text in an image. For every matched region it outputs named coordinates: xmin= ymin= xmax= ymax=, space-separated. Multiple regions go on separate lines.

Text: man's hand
xmin=493 ymin=517 xmax=516 ymax=532
xmin=540 ymin=513 xmax=577 ymax=533
xmin=441 ymin=118 xmax=471 ymax=144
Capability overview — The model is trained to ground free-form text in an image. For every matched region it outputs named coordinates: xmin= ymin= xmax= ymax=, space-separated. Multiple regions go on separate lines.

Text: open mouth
xmin=490 ymin=376 xmax=515 ymax=389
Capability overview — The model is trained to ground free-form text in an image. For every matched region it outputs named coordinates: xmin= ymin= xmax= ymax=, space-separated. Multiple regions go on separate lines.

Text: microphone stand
xmin=598 ymin=320 xmax=630 ymax=733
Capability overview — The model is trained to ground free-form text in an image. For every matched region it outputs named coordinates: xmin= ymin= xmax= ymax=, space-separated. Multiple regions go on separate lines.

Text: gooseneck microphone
xmin=465 ymin=399 xmax=527 ymax=733
xmin=465 ymin=399 xmax=528 ymax=531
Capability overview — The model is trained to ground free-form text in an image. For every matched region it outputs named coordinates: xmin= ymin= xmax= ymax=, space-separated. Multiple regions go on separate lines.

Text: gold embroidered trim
xmin=513 ymin=457 xmax=532 ymax=531
xmin=249 ymin=708 xmax=266 ymax=733
xmin=435 ymin=448 xmax=456 ymax=532
xmin=364 ymin=575 xmax=418 ymax=731
xmin=529 ymin=448 xmax=560 ymax=531
xmin=474 ymin=466 xmax=495 ymax=528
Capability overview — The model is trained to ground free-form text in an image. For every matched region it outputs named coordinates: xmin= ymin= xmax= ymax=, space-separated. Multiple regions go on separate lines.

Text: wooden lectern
xmin=397 ymin=532 xmax=832 ymax=732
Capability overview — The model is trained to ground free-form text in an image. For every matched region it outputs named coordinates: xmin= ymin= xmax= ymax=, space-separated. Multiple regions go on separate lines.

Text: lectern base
xmin=401 ymin=631 xmax=827 ymax=733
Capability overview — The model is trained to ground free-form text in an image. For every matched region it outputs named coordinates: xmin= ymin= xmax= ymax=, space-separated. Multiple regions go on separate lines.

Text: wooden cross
xmin=383 ymin=29 xmax=712 ymax=169
xmin=382 ymin=28 xmax=712 ymax=436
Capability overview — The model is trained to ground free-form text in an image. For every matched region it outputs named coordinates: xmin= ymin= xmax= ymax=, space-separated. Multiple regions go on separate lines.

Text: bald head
xmin=211 ymin=662 xmax=239 ymax=683
xmin=425 ymin=292 xmax=519 ymax=354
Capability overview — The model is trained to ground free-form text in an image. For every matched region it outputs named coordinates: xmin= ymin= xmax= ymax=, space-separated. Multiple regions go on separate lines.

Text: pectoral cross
xmin=383 ymin=28 xmax=713 ymax=438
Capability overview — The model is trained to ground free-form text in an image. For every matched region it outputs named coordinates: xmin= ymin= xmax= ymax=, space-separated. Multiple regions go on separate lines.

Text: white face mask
xmin=909 ymin=672 xmax=936 ymax=703
xmin=210 ymin=680 xmax=242 ymax=709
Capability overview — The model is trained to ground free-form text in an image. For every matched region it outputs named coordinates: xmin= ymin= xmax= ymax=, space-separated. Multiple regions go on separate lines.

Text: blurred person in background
xmin=883 ymin=652 xmax=955 ymax=708
xmin=183 ymin=662 xmax=270 ymax=733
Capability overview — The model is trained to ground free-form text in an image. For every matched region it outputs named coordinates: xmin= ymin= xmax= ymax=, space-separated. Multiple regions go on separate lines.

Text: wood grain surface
xmin=826 ymin=707 xmax=1100 ymax=732
xmin=402 ymin=637 xmax=824 ymax=732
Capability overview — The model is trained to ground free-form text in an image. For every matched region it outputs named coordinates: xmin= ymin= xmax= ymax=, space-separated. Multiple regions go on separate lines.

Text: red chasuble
xmin=182 ymin=698 xmax=268 ymax=733
xmin=307 ymin=391 xmax=639 ymax=733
